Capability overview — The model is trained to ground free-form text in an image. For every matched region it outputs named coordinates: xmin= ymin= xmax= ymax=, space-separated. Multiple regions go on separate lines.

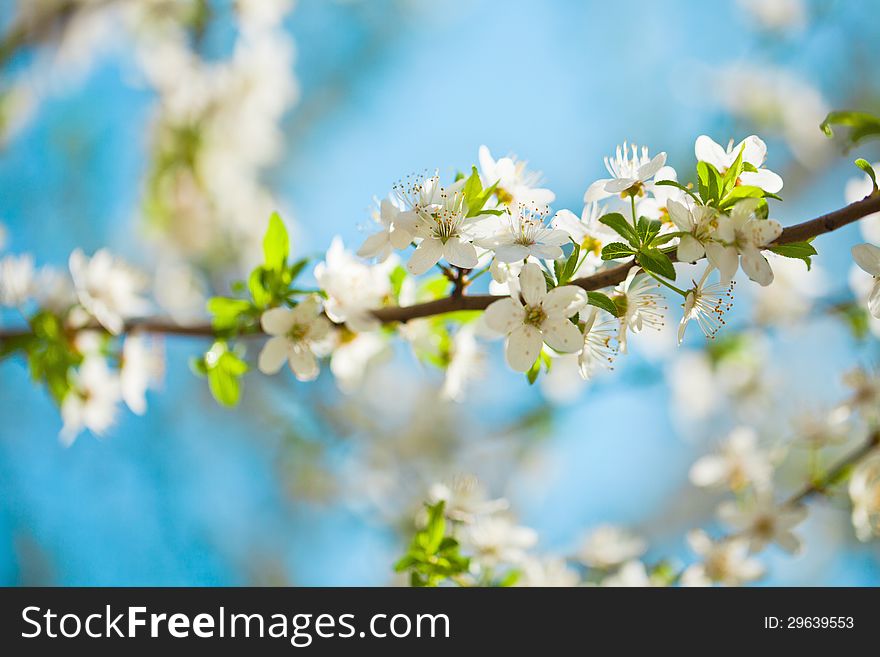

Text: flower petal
xmin=747 ymin=219 xmax=782 ymax=246
xmin=529 ymin=244 xmax=564 ymax=260
xmin=677 ymin=234 xmax=705 ymax=263
xmin=868 ymin=281 xmax=880 ymax=319
xmin=518 ymin=263 xmax=547 ymax=306
xmin=443 ymin=237 xmax=478 ymax=269
xmin=667 ymin=200 xmax=693 ymax=231
xmin=261 ymin=307 xmax=296 ymax=336
xmin=406 ymin=237 xmax=444 ymax=275
xmin=357 ymin=231 xmax=389 ymax=258
xmin=258 ymin=336 xmax=290 ymax=374
xmin=604 ymin=177 xmax=639 ymax=193
xmin=852 ymin=243 xmax=880 ymax=276
xmin=740 ymin=246 xmax=774 ymax=286
xmin=584 ymin=179 xmax=612 ymax=202
xmin=541 ymin=317 xmax=583 ymax=353
xmin=636 ymin=152 xmax=667 ymax=181
xmin=484 ymin=298 xmax=525 ymax=334
xmin=505 ymin=324 xmax=543 ymax=372
xmin=542 ymin=285 xmax=587 ymax=317
xmin=740 ymin=135 xmax=767 ymax=167
xmin=288 ymin=343 xmax=319 ymax=381
xmin=493 ymin=243 xmax=531 ymax=263
xmin=694 ymin=135 xmax=728 ymax=169
xmin=551 ymin=209 xmax=587 ymax=242
xmin=739 ymin=169 xmax=783 ymax=194
xmin=705 ymin=242 xmax=739 ymax=283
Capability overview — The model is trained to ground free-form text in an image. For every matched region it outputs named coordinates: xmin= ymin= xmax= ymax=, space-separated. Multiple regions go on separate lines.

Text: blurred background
xmin=1 ymin=0 xmax=880 ymax=585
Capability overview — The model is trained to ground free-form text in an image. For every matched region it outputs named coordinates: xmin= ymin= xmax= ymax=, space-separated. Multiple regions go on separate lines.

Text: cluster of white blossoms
xmin=0 ymin=245 xmax=160 ymax=442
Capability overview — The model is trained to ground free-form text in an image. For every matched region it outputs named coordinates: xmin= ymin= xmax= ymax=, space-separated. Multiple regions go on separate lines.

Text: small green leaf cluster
xmin=394 ymin=502 xmax=471 ymax=587
xmin=193 ymin=212 xmax=310 ymax=407
xmin=599 ymin=212 xmax=677 ymax=280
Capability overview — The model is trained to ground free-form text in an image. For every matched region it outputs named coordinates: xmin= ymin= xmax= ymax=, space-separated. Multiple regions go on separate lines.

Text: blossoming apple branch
xmin=2 ymin=192 xmax=878 ymax=342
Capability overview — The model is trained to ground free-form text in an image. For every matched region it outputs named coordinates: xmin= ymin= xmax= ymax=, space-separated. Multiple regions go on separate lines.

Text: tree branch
xmin=2 ymin=193 xmax=880 ymax=341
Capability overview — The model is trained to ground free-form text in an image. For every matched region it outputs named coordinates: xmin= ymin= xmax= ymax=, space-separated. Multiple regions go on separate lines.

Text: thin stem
xmin=645 ymin=271 xmax=688 ymax=297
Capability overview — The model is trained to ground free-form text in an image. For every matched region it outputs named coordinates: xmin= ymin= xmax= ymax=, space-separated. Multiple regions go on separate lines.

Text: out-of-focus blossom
xmin=752 ymin=255 xmax=825 ymax=324
xmin=517 ymin=557 xmax=579 ymax=587
xmin=577 ymin=525 xmax=647 ymax=569
xmin=0 ymin=253 xmax=35 ymax=306
xmin=60 ymin=357 xmax=121 ymax=446
xmin=69 ymin=249 xmax=150 ymax=335
xmin=120 ymin=334 xmax=164 ymax=415
xmin=442 ymin=325 xmax=485 ymax=402
xmin=601 ymin=560 xmax=656 ymax=587
xmin=717 ymin=497 xmax=807 ymax=554
xmin=427 ymin=475 xmax=509 ymax=524
xmin=738 ymin=0 xmax=807 ymax=31
xmin=713 ymin=65 xmax=830 ymax=165
xmin=681 ymin=530 xmax=764 ymax=586
xmin=849 ymin=454 xmax=880 ymax=541
xmin=462 ymin=515 xmax=538 ymax=568
xmin=689 ymin=426 xmax=774 ymax=492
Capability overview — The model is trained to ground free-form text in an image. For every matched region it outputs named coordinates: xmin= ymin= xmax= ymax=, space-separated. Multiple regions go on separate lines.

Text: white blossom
xmin=711 ymin=199 xmax=783 ymax=286
xmin=484 ymin=263 xmax=586 ymax=372
xmin=577 ymin=307 xmax=618 ymax=379
xmin=717 ymin=498 xmax=807 ymax=554
xmin=315 ymin=237 xmax=392 ymax=332
xmin=680 ymin=530 xmax=764 ymax=586
xmin=738 ymin=0 xmax=807 ymax=31
xmin=614 ymin=267 xmax=666 ymax=353
xmin=120 ymin=334 xmax=163 ymax=415
xmin=577 ymin=525 xmax=647 ymax=569
xmin=517 ymin=557 xmax=579 ymax=587
xmin=397 ymin=175 xmax=494 ymax=275
xmin=357 ymin=196 xmax=415 ymax=262
xmin=849 ymin=454 xmax=880 ymax=541
xmin=462 ymin=515 xmax=538 ymax=568
xmin=694 ymin=135 xmax=784 ymax=193
xmin=258 ymin=296 xmax=332 ymax=381
xmin=585 ymin=142 xmax=667 ymax=202
xmin=60 ymin=357 xmax=121 ymax=446
xmin=442 ymin=325 xmax=485 ymax=402
xmin=0 ymin=253 xmax=35 ymax=306
xmin=601 ymin=560 xmax=656 ymax=587
xmin=478 ymin=145 xmax=555 ymax=207
xmin=678 ymin=266 xmax=734 ymax=344
xmin=851 ymin=243 xmax=880 ymax=318
xmin=484 ymin=204 xmax=570 ymax=263
xmin=668 ymin=200 xmax=722 ymax=264
xmin=689 ymin=426 xmax=774 ymax=492
xmin=427 ymin=475 xmax=509 ymax=524
xmin=551 ymin=202 xmax=617 ymax=275
xmin=68 ymin=249 xmax=150 ymax=335
xmin=325 ymin=331 xmax=388 ymax=394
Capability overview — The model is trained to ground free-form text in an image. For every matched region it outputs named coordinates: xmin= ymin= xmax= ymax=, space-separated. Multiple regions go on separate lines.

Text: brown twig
xmin=2 ymin=193 xmax=880 ymax=341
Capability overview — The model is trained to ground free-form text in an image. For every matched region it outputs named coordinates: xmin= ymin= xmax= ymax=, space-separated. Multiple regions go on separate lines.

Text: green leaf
xmin=820 ymin=110 xmax=880 ymax=148
xmin=586 ymin=291 xmax=619 ymax=317
xmin=207 ymin=296 xmax=252 ymax=331
xmin=601 ymin=242 xmax=636 ymax=261
xmin=389 ymin=265 xmax=407 ymax=300
xmin=767 ymin=241 xmax=817 ymax=270
xmin=462 ymin=166 xmax=498 ymax=216
xmin=526 ymin=355 xmax=541 ymax=385
xmin=696 ymin=161 xmax=722 ymax=205
xmin=720 ymin=144 xmax=745 ymax=199
xmin=637 ymin=247 xmax=676 ymax=279
xmin=262 ymin=212 xmax=289 ymax=273
xmin=248 ymin=267 xmax=273 ymax=308
xmin=598 ymin=213 xmax=639 ymax=247
xmin=204 ymin=341 xmax=248 ymax=407
xmin=560 ymin=241 xmax=581 ymax=284
xmin=717 ymin=185 xmax=779 ymax=210
xmin=855 ymin=158 xmax=878 ymax=190
xmin=636 ymin=216 xmax=662 ymax=246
